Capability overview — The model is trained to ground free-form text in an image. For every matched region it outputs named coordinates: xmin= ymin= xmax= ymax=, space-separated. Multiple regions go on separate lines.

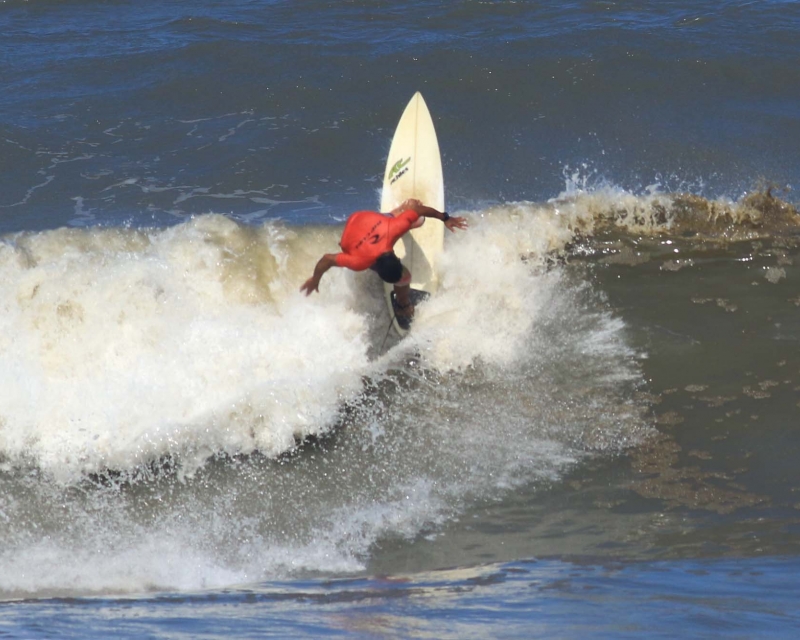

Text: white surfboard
xmin=380 ymin=92 xmax=445 ymax=335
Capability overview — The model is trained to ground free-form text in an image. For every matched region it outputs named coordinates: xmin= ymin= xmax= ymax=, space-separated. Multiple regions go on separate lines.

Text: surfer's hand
xmin=402 ymin=198 xmax=422 ymax=211
xmin=300 ymin=277 xmax=320 ymax=296
xmin=444 ymin=216 xmax=468 ymax=232
xmin=300 ymin=254 xmax=337 ymax=296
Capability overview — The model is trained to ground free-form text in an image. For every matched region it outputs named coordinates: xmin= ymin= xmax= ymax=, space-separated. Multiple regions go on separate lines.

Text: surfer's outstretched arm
xmin=394 ymin=199 xmax=468 ymax=232
xmin=300 ymin=253 xmax=338 ymax=295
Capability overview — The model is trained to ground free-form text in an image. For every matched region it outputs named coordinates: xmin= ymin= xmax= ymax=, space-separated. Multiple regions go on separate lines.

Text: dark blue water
xmin=3 ymin=0 xmax=799 ymax=232
xmin=1 ymin=0 xmax=799 ymax=636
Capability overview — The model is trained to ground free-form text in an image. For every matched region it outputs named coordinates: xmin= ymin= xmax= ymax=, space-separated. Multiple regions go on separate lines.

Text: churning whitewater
xmin=0 ymin=172 xmax=797 ymax=595
xmin=0 ymin=182 xmax=686 ymax=594
xmin=2 ymin=180 xmax=796 ymax=484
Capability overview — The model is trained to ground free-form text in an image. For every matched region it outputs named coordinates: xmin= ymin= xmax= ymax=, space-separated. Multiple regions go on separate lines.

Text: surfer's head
xmin=370 ymin=252 xmax=404 ymax=283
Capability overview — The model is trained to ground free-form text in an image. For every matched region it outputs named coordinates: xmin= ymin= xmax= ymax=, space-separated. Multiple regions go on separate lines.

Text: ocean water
xmin=1 ymin=0 xmax=799 ymax=637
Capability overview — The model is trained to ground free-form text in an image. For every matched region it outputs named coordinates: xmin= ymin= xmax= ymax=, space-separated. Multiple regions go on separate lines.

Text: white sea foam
xmin=0 ymin=204 xmax=652 ymax=596
xmin=0 ymin=215 xmax=370 ymax=482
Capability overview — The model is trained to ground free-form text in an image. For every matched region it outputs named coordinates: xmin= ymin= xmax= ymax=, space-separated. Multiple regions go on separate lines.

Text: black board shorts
xmin=370 ymin=252 xmax=404 ymax=284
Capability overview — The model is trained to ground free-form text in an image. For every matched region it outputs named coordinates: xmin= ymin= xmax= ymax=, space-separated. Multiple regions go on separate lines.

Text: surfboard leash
xmin=380 ymin=312 xmax=397 ymax=351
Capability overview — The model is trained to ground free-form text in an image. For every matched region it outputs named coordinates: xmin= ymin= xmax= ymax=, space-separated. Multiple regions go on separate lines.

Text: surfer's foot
xmin=395 ymin=300 xmax=413 ymax=325
xmin=392 ymin=294 xmax=414 ymax=330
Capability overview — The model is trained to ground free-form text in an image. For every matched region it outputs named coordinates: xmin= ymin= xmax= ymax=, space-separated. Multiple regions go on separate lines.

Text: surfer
xmin=300 ymin=199 xmax=468 ymax=323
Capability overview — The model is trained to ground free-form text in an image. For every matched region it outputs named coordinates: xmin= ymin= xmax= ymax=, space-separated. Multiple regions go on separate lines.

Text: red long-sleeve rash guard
xmin=334 ymin=209 xmax=420 ymax=271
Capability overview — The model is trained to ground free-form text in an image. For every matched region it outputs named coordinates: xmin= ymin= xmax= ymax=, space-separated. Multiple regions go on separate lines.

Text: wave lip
xmin=545 ymin=179 xmax=800 ymax=242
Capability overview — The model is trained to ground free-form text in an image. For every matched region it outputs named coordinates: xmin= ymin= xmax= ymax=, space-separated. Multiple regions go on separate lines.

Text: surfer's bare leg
xmin=394 ymin=283 xmax=413 ymax=318
xmin=394 ymin=268 xmax=413 ymax=318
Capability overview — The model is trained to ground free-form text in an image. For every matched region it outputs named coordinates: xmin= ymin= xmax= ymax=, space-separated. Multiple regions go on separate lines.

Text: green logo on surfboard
xmin=388 ymin=157 xmax=411 ymax=184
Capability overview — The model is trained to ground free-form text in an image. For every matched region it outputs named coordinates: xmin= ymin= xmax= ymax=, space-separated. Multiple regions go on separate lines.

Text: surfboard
xmin=380 ymin=92 xmax=445 ymax=336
